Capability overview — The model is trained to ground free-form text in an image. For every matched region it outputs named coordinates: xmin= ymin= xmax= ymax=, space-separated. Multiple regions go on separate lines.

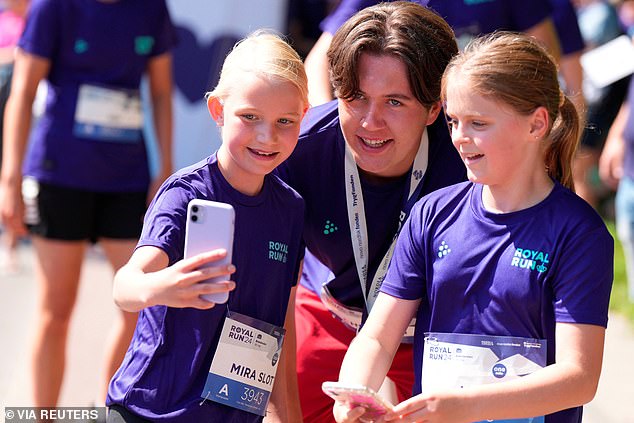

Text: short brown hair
xmin=327 ymin=1 xmax=457 ymax=107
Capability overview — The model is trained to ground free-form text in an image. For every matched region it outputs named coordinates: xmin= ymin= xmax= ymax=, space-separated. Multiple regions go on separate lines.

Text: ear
xmin=425 ymin=101 xmax=443 ymax=126
xmin=529 ymin=106 xmax=549 ymax=140
xmin=207 ymin=95 xmax=224 ymax=126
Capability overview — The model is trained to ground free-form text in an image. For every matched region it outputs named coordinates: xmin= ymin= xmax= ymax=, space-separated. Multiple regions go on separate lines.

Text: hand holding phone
xmin=322 ymin=381 xmax=393 ymax=422
xmin=184 ymin=199 xmax=235 ymax=304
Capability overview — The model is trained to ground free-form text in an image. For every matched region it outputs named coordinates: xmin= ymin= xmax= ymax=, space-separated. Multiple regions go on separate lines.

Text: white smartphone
xmin=321 ymin=381 xmax=393 ymax=421
xmin=183 ymin=199 xmax=235 ymax=304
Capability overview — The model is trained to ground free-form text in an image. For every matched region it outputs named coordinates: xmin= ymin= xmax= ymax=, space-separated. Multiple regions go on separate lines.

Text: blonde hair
xmin=441 ymin=32 xmax=580 ymax=190
xmin=206 ymin=30 xmax=309 ymax=108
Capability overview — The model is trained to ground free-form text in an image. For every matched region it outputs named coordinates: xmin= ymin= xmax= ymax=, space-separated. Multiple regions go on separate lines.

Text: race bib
xmin=422 ymin=333 xmax=546 ymax=423
xmin=73 ymin=84 xmax=142 ymax=143
xmin=201 ymin=311 xmax=285 ymax=416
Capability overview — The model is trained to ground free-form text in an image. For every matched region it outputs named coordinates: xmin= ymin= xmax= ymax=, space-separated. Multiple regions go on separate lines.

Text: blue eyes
xmin=239 ymin=114 xmax=294 ymax=125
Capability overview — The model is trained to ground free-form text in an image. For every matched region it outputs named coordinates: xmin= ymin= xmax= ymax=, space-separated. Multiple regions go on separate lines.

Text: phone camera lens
xmin=191 ymin=215 xmax=198 ymax=222
xmin=192 ymin=205 xmax=199 ymax=213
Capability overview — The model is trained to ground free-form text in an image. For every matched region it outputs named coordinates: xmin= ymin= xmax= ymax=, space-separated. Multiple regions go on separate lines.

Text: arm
xmin=599 ymin=101 xmax=629 ymax=189
xmin=112 ymin=246 xmax=236 ymax=312
xmin=146 ymin=52 xmax=174 ymax=201
xmin=266 ymin=284 xmax=302 ymax=422
xmin=387 ymin=323 xmax=605 ymax=423
xmin=0 ymin=49 xmax=49 ymax=235
xmin=525 ymin=17 xmax=562 ymax=63
xmin=304 ymin=32 xmax=334 ymax=106
xmin=558 ymin=51 xmax=586 ymax=119
xmin=334 ymin=292 xmax=420 ymax=423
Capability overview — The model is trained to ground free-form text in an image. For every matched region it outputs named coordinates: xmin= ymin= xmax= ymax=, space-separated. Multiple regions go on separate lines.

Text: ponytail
xmin=545 ymin=95 xmax=580 ymax=191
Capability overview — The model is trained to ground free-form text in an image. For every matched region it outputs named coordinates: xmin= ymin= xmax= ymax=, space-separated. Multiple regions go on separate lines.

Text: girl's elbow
xmin=577 ymin=377 xmax=600 ymax=405
xmin=569 ymin=368 xmax=601 ymax=406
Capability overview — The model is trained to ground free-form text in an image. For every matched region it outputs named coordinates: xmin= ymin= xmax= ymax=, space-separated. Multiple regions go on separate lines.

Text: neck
xmin=358 ymin=168 xmax=408 ymax=185
xmin=481 ymin=172 xmax=554 ymax=213
xmin=216 ymin=148 xmax=264 ymax=196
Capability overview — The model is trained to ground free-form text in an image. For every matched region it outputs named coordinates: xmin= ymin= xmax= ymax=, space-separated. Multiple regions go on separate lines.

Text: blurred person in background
xmin=599 ymin=64 xmax=634 ymax=304
xmin=0 ymin=0 xmax=29 ymax=274
xmin=568 ymin=0 xmax=629 ymax=209
xmin=0 ymin=0 xmax=176 ymax=407
xmin=304 ymin=0 xmax=562 ymax=106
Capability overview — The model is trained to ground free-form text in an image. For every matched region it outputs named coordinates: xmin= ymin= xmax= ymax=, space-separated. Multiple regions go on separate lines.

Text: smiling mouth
xmin=360 ymin=137 xmax=391 ymax=148
xmin=248 ymin=147 xmax=278 ymax=157
xmin=464 ymin=153 xmax=484 ymax=161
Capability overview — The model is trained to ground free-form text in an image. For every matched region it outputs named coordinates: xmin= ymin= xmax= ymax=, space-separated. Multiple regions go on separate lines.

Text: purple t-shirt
xmin=382 ymin=182 xmax=613 ymax=423
xmin=550 ymin=0 xmax=585 ymax=55
xmin=106 ymin=155 xmax=305 ymax=422
xmin=276 ymin=100 xmax=466 ymax=308
xmin=322 ymin=0 xmax=552 ymax=50
xmin=19 ymin=0 xmax=176 ymax=192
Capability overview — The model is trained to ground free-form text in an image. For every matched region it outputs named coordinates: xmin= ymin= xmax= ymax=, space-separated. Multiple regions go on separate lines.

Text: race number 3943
xmin=241 ymin=387 xmax=265 ymax=405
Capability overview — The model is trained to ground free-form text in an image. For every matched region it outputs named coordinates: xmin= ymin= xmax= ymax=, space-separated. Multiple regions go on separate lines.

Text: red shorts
xmin=295 ymin=284 xmax=414 ymax=423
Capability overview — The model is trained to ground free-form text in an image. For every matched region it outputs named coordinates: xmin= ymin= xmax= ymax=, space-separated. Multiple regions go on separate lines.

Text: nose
xmin=360 ymin=102 xmax=384 ymax=130
xmin=450 ymin=122 xmax=470 ymax=149
xmin=256 ymin=122 xmax=275 ymax=144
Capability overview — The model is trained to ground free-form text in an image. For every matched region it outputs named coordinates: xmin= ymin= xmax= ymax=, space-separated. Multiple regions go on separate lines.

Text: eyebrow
xmin=384 ymin=93 xmax=413 ymax=100
xmin=235 ymin=106 xmax=303 ymax=117
xmin=355 ymin=89 xmax=414 ymax=101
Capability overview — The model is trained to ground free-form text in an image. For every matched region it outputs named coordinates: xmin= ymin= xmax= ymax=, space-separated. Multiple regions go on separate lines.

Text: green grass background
xmin=606 ymin=221 xmax=634 ymax=323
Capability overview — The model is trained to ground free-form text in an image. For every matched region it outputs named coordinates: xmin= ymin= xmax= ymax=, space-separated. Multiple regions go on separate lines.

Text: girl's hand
xmin=598 ymin=136 xmax=624 ymax=190
xmin=384 ymin=391 xmax=470 ymax=423
xmin=148 ymin=248 xmax=236 ymax=309
xmin=333 ymin=401 xmax=370 ymax=422
xmin=0 ymin=177 xmax=27 ymax=237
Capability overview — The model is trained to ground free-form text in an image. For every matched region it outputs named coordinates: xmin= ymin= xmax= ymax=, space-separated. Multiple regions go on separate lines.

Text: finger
xmin=189 ymin=297 xmax=217 ymax=310
xmin=391 ymin=409 xmax=429 ymax=423
xmin=181 ymin=249 xmax=228 ymax=271
xmin=334 ymin=403 xmax=366 ymax=423
xmin=185 ymin=265 xmax=236 ymax=285
xmin=197 ymin=281 xmax=236 ymax=296
xmin=345 ymin=406 xmax=367 ymax=422
xmin=391 ymin=397 xmax=426 ymax=418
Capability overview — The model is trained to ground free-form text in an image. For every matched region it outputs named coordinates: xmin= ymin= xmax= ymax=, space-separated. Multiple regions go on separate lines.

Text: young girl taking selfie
xmin=106 ymin=32 xmax=309 ymax=422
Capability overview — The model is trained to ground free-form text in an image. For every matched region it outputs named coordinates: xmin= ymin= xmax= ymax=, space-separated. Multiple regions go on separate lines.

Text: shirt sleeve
xmin=149 ymin=0 xmax=178 ymax=57
xmin=551 ymin=0 xmax=585 ymax=55
xmin=551 ymin=226 xmax=614 ymax=327
xmin=18 ymin=0 xmax=61 ymax=60
xmin=137 ymin=178 xmax=196 ymax=266
xmin=507 ymin=0 xmax=554 ymax=32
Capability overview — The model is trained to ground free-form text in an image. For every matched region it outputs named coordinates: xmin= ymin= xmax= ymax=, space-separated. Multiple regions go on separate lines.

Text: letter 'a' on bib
xmin=201 ymin=311 xmax=285 ymax=416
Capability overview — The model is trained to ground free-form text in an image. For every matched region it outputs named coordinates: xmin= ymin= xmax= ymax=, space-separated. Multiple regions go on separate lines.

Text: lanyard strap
xmin=344 ymin=129 xmax=429 ymax=312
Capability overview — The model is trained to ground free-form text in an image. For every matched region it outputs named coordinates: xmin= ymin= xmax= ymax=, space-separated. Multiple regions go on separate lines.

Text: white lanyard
xmin=344 ymin=129 xmax=429 ymax=312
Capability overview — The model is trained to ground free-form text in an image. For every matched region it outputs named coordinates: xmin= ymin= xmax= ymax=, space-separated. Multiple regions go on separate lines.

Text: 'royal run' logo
xmin=268 ymin=241 xmax=288 ymax=263
xmin=510 ymin=247 xmax=550 ymax=273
